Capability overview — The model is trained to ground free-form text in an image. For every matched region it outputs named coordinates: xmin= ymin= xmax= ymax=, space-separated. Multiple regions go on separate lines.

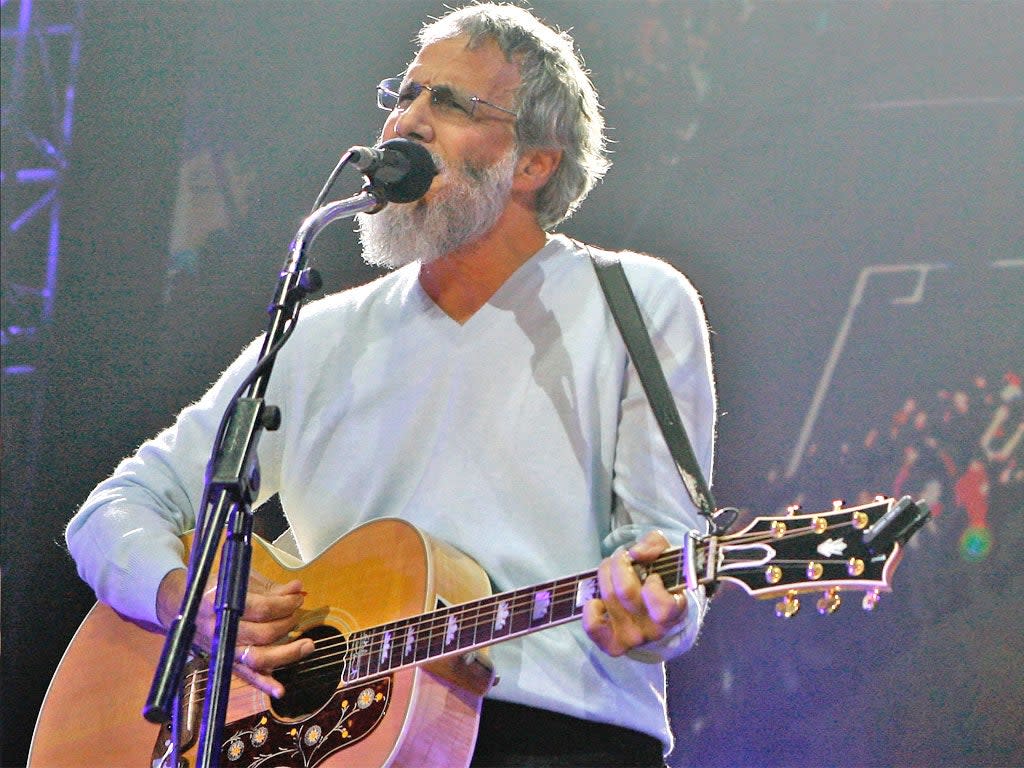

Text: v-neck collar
xmin=411 ymin=235 xmax=567 ymax=331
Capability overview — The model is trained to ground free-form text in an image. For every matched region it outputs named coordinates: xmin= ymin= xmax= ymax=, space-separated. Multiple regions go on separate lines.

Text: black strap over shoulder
xmin=587 ymin=245 xmax=733 ymax=535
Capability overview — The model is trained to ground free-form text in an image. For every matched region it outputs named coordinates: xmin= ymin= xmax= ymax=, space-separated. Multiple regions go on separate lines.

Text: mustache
xmin=428 ymin=148 xmax=447 ymax=174
xmin=376 ymin=136 xmax=446 ymax=174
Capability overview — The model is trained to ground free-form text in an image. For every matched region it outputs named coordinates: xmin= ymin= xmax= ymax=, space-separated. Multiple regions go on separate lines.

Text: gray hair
xmin=417 ymin=3 xmax=610 ymax=230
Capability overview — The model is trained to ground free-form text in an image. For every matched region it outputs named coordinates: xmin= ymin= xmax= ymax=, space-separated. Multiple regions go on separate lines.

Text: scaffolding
xmin=1 ymin=0 xmax=83 ymax=507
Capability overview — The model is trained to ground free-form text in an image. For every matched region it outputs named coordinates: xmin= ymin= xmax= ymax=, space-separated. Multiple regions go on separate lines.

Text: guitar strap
xmin=587 ymin=245 xmax=735 ymax=535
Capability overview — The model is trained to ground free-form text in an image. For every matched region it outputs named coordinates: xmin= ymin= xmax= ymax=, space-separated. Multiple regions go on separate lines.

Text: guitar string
xmin=188 ymin=575 xmax=604 ymax=692
xmin=186 ymin=515 xmax=876 ymax=694
xmin=313 ymin=510 xmax=874 ymax=672
xmin=185 ymin=564 xmax=630 ymax=694
xmin=191 ymin=517 xmax=873 ymax=693
xmin=324 ymin=516 xmax=871 ymax=671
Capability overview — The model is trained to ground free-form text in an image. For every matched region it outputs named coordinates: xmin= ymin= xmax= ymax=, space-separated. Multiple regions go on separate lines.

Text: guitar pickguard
xmin=217 ymin=676 xmax=391 ymax=767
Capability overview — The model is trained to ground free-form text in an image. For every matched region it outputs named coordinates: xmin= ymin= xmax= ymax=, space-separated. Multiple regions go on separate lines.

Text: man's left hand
xmin=582 ymin=530 xmax=688 ymax=657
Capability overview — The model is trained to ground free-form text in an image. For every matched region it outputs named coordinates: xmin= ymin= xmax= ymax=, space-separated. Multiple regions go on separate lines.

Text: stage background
xmin=2 ymin=2 xmax=1021 ymax=766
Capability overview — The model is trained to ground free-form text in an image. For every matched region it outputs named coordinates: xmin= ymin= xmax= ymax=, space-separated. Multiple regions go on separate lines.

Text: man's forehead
xmin=406 ymin=36 xmax=520 ymax=95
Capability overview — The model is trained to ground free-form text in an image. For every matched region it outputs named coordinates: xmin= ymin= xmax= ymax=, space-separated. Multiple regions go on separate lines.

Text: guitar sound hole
xmin=272 ymin=624 xmax=346 ymax=719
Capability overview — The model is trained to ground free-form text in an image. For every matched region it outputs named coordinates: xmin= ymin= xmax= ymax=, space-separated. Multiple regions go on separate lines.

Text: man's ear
xmin=513 ymin=147 xmax=562 ymax=192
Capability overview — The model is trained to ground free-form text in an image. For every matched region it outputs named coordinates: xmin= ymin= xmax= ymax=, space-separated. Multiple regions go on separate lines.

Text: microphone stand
xmin=144 ymin=185 xmax=385 ymax=767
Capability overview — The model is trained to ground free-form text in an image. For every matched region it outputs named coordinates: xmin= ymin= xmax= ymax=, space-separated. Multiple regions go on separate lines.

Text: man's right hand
xmin=156 ymin=567 xmax=315 ymax=698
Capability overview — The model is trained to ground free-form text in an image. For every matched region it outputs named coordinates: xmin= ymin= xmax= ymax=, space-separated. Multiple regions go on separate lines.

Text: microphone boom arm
xmin=288 ymin=187 xmax=384 ymax=277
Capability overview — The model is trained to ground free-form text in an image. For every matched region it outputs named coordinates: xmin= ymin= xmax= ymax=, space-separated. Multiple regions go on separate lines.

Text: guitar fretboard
xmin=343 ymin=551 xmax=688 ymax=683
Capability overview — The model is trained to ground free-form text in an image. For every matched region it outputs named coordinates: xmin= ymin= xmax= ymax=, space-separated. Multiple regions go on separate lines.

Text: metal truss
xmin=1 ymin=0 xmax=82 ymax=502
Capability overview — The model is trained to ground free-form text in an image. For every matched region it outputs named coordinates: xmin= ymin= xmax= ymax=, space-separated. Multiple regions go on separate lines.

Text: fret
xmin=378 ymin=628 xmax=393 ymax=669
xmin=347 ymin=632 xmax=371 ymax=682
xmin=454 ymin=600 xmax=481 ymax=651
xmin=574 ymin=575 xmax=598 ymax=612
xmin=549 ymin=578 xmax=580 ymax=623
xmin=363 ymin=626 xmax=378 ymax=673
xmin=371 ymin=631 xmax=388 ymax=676
xmin=424 ymin=614 xmax=448 ymax=660
xmin=472 ymin=600 xmax=486 ymax=646
xmin=508 ymin=589 xmax=536 ymax=635
xmin=366 ymin=620 xmax=401 ymax=674
xmin=403 ymin=622 xmax=416 ymax=660
xmin=443 ymin=613 xmax=459 ymax=649
xmin=412 ymin=618 xmax=431 ymax=663
xmin=491 ymin=597 xmax=513 ymax=639
xmin=361 ymin=630 xmax=377 ymax=675
xmin=531 ymin=588 xmax=552 ymax=623
xmin=657 ymin=551 xmax=683 ymax=591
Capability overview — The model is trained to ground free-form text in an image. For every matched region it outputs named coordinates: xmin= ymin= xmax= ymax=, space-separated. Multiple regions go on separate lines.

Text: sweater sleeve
xmin=605 ymin=253 xmax=717 ymax=661
xmin=65 ymin=338 xmax=264 ymax=626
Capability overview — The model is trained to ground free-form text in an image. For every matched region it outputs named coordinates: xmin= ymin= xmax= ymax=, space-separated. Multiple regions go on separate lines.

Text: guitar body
xmin=30 ymin=518 xmax=494 ymax=768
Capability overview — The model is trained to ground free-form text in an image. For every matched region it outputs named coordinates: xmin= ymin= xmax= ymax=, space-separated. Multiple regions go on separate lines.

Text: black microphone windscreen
xmin=373 ymin=138 xmax=437 ymax=203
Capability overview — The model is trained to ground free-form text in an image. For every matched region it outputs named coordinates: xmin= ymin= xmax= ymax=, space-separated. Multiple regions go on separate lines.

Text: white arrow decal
xmin=817 ymin=538 xmax=848 ymax=558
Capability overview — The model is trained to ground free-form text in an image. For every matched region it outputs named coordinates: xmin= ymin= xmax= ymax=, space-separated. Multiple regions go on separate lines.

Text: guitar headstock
xmin=707 ymin=495 xmax=930 ymax=617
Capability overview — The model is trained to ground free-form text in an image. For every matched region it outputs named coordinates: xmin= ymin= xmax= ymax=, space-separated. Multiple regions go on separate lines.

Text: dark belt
xmin=471 ymin=698 xmax=666 ymax=768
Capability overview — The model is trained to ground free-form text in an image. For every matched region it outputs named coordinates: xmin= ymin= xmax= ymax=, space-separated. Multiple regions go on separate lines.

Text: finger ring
xmin=240 ymin=645 xmax=253 ymax=665
xmin=673 ymin=593 xmax=685 ymax=610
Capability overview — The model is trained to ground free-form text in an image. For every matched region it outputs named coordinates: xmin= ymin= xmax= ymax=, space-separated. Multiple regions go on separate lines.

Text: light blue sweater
xmin=67 ymin=235 xmax=716 ymax=751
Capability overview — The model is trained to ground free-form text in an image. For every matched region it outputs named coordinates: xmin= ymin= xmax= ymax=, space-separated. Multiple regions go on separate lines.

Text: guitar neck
xmin=343 ymin=551 xmax=688 ymax=684
xmin=307 ymin=495 xmax=925 ymax=688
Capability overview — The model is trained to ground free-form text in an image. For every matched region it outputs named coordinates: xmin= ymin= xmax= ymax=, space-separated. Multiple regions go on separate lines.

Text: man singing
xmin=67 ymin=3 xmax=716 ymax=765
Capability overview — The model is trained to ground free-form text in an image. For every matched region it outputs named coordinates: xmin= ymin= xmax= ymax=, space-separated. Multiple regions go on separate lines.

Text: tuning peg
xmin=862 ymin=589 xmax=881 ymax=611
xmin=816 ymin=588 xmax=841 ymax=615
xmin=775 ymin=591 xmax=800 ymax=618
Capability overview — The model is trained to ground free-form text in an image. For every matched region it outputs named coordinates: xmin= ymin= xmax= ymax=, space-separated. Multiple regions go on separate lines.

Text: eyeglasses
xmin=376 ymin=77 xmax=517 ymax=120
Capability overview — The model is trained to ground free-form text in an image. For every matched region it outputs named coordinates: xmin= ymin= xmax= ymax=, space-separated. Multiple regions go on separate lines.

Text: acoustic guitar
xmin=29 ymin=495 xmax=929 ymax=767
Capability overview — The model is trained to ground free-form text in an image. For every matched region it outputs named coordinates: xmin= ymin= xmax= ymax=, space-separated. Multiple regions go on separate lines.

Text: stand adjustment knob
xmin=262 ymin=404 xmax=282 ymax=431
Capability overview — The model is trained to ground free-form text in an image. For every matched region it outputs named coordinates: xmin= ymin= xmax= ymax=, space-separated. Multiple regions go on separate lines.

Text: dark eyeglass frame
xmin=376 ymin=77 xmax=518 ymax=120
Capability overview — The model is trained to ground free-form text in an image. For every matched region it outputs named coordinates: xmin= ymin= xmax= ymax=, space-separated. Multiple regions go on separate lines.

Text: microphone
xmin=348 ymin=138 xmax=437 ymax=204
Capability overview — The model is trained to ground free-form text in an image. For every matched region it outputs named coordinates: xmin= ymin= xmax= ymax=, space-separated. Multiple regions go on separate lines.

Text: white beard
xmin=356 ymin=148 xmax=518 ymax=269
